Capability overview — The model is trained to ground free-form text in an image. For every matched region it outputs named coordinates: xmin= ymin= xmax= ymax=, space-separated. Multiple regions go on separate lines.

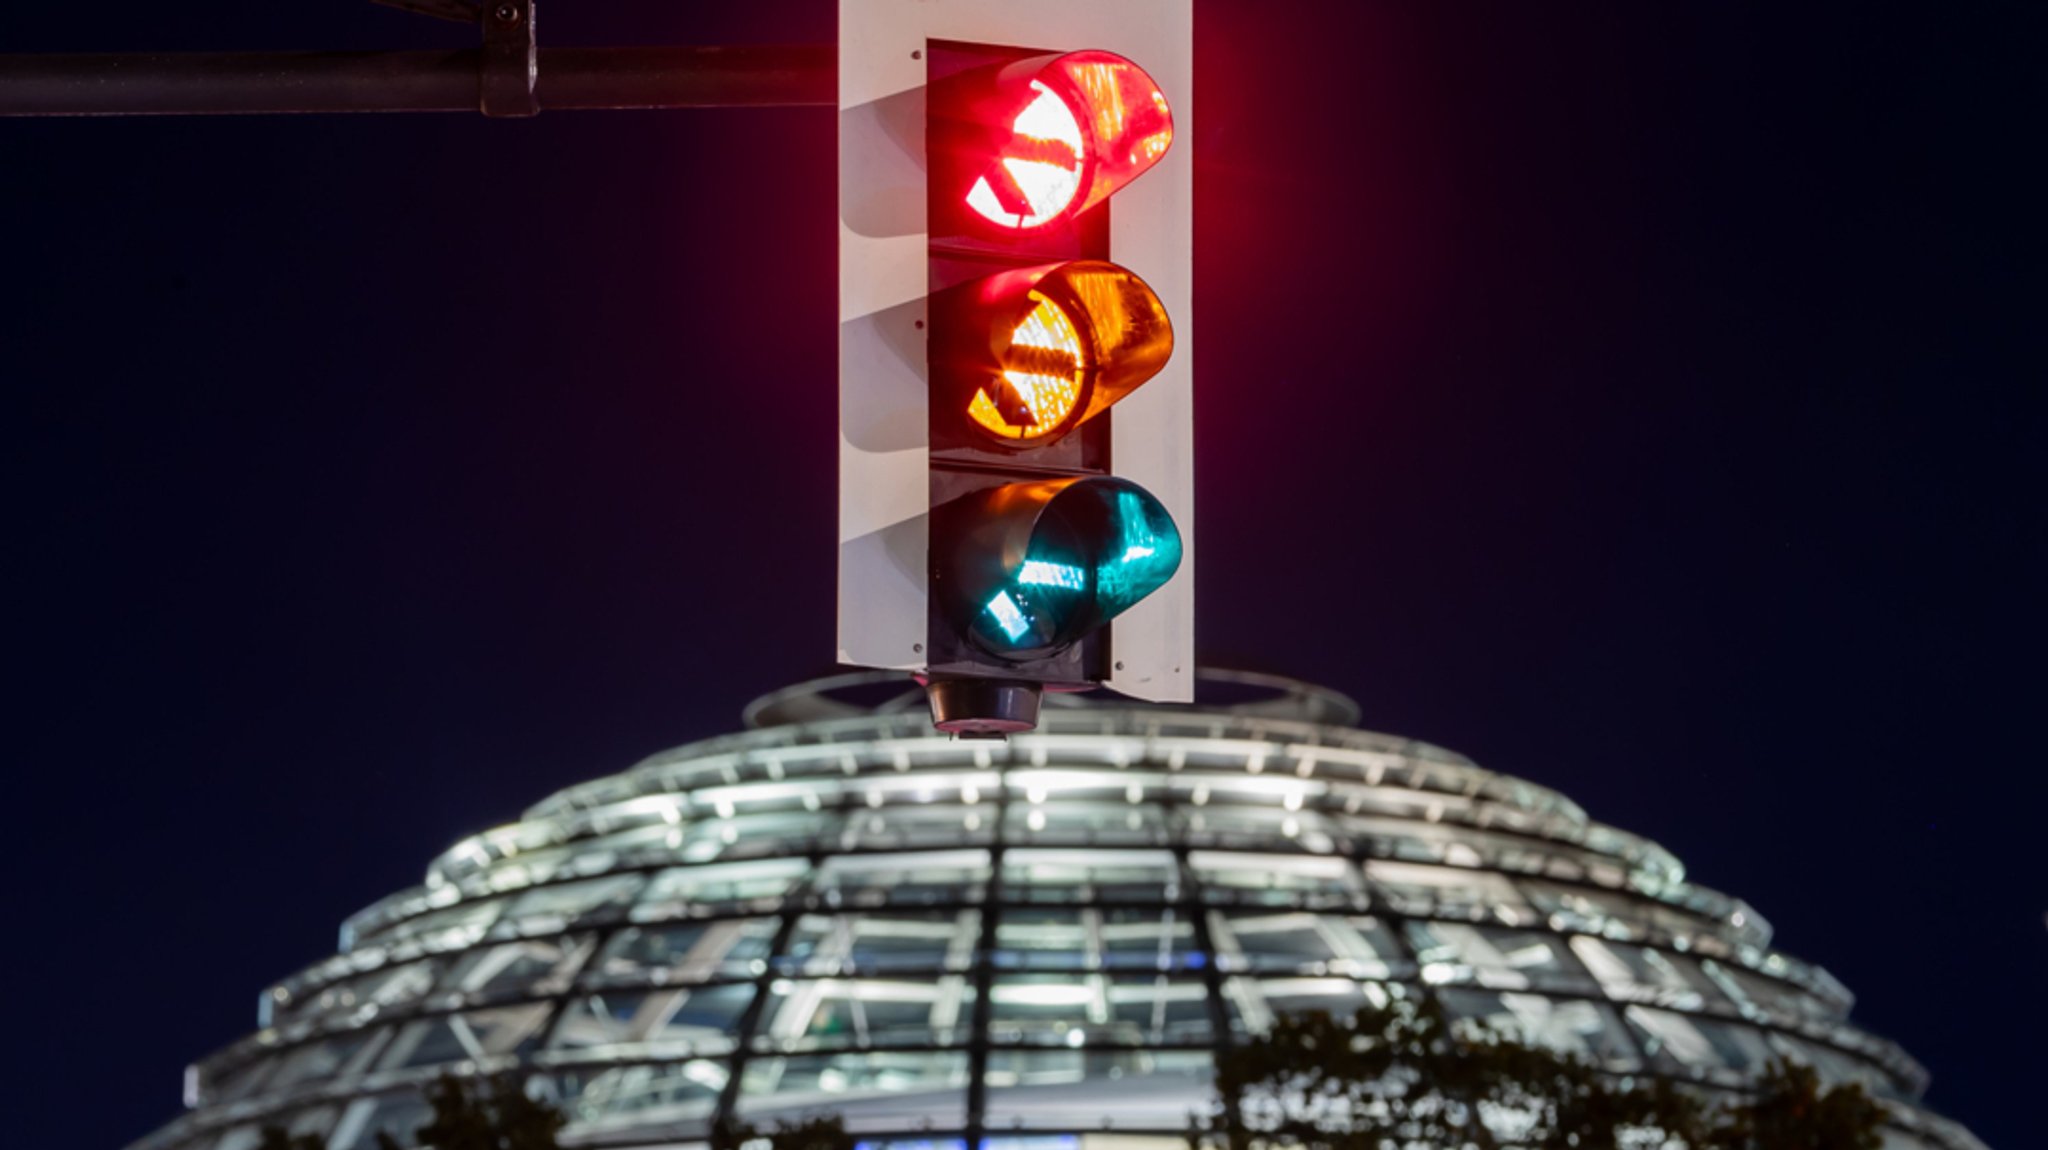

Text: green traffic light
xmin=949 ymin=477 xmax=1184 ymax=660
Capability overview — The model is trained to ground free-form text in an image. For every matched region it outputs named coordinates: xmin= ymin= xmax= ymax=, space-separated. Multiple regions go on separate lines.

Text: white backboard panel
xmin=838 ymin=0 xmax=1194 ymax=701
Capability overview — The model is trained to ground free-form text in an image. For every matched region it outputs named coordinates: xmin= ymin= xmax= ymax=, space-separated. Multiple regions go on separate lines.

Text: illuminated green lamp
xmin=933 ymin=476 xmax=1182 ymax=661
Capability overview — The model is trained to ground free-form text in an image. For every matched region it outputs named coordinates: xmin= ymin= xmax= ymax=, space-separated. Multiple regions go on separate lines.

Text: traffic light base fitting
xmin=921 ymin=676 xmax=1042 ymax=737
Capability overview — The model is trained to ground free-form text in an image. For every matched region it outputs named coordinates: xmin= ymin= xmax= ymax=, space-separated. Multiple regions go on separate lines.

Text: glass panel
xmin=1439 ymin=988 xmax=1638 ymax=1065
xmin=633 ymin=859 xmax=808 ymax=922
xmin=498 ymin=874 xmax=645 ymax=933
xmin=780 ymin=910 xmax=980 ymax=976
xmin=1223 ymin=975 xmax=1390 ymax=1038
xmin=549 ymin=984 xmax=755 ymax=1056
xmin=267 ymin=1028 xmax=390 ymax=1092
xmin=1569 ymin=937 xmax=1727 ymax=1011
xmin=834 ymin=803 xmax=996 ymax=851
xmin=210 ymin=1127 xmax=263 ymax=1150
xmin=757 ymin=976 xmax=974 ymax=1050
xmin=736 ymin=1052 xmax=969 ymax=1133
xmin=540 ymin=1061 xmax=727 ymax=1134
xmin=1520 ymin=881 xmax=1644 ymax=935
xmin=992 ymin=907 xmax=1196 ymax=973
xmin=1073 ymin=1138 xmax=1189 ymax=1150
xmin=1001 ymin=848 xmax=1182 ymax=904
xmin=1340 ymin=816 xmax=1574 ymax=872
xmin=1353 ymin=828 xmax=1457 ymax=866
xmin=1522 ymin=881 xmax=1722 ymax=944
xmin=439 ymin=935 xmax=592 ymax=1000
xmin=814 ymin=850 xmax=990 ymax=907
xmin=289 ymin=960 xmax=439 ymax=1026
xmin=668 ymin=811 xmax=834 ymax=865
xmin=1101 ymin=909 xmax=1198 ymax=973
xmin=1184 ymin=807 xmax=1338 ymax=853
xmin=328 ymin=1090 xmax=432 ymax=1150
xmin=1006 ymin=802 xmax=1173 ymax=846
xmin=983 ymin=1049 xmax=1212 ymax=1129
xmin=569 ymin=822 xmax=687 ymax=874
xmin=988 ymin=974 xmax=1213 ymax=1046
xmin=1009 ymin=769 xmax=1157 ymax=805
xmin=590 ymin=919 xmax=779 ymax=985
xmin=280 ymin=1107 xmax=337 ymax=1142
xmin=1704 ymin=959 xmax=1841 ymax=1023
xmin=1190 ymin=852 xmax=1361 ymax=906
xmin=1104 ymin=976 xmax=1215 ymax=1045
xmin=376 ymin=1003 xmax=551 ymax=1070
xmin=1767 ymin=1033 xmax=1892 ymax=1094
xmin=1625 ymin=1005 xmax=1775 ymax=1073
xmin=472 ymin=847 xmax=573 ymax=895
xmin=378 ymin=898 xmax=503 ymax=949
xmin=1632 ymin=896 xmax=1730 ymax=944
xmin=1330 ymin=785 xmax=1465 ymax=823
xmin=1209 ymin=911 xmax=1409 ymax=979
xmin=1406 ymin=923 xmax=1599 ymax=994
xmin=1364 ymin=860 xmax=1530 ymax=920
xmin=205 ymin=1054 xmax=275 ymax=1106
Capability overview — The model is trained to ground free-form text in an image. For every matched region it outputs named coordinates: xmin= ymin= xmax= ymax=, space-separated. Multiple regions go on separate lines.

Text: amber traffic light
xmin=931 ymin=259 xmax=1174 ymax=449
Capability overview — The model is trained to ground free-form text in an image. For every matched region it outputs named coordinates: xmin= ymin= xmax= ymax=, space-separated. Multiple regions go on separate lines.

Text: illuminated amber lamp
xmin=933 ymin=259 xmax=1174 ymax=448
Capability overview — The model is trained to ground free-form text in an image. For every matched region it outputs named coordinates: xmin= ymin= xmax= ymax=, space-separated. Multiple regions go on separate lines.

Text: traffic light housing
xmin=839 ymin=1 xmax=1193 ymax=733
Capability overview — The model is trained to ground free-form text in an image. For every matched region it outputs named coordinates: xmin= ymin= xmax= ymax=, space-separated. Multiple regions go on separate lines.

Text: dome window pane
xmin=735 ymin=1052 xmax=968 ymax=1133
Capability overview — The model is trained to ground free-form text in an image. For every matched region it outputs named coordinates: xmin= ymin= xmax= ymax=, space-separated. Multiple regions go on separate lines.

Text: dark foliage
xmin=256 ymin=1128 xmax=327 ymax=1150
xmin=714 ymin=1112 xmax=857 ymax=1150
xmin=369 ymin=1073 xmax=567 ymax=1150
xmin=1197 ymin=999 xmax=1883 ymax=1150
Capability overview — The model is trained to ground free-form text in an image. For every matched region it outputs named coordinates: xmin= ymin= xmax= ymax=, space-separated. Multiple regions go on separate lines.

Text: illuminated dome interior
xmin=131 ymin=672 xmax=1988 ymax=1150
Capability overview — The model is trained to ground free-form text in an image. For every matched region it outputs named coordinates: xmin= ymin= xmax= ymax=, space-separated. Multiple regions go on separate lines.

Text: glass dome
xmin=130 ymin=672 xmax=1988 ymax=1150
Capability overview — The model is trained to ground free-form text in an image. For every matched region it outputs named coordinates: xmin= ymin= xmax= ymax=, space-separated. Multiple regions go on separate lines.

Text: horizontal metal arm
xmin=0 ymin=44 xmax=834 ymax=117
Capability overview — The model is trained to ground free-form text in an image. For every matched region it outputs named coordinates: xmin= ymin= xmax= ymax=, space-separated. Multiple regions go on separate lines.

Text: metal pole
xmin=0 ymin=44 xmax=834 ymax=117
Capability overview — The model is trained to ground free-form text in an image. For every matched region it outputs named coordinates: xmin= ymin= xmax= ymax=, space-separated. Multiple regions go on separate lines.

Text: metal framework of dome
xmin=131 ymin=672 xmax=1988 ymax=1150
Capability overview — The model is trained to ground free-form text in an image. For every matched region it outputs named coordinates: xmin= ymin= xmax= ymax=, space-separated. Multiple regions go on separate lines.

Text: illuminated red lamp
xmin=944 ymin=49 xmax=1175 ymax=233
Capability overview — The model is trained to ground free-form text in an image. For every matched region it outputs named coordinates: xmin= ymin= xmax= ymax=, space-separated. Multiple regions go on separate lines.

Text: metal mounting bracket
xmin=379 ymin=0 xmax=537 ymax=117
xmin=479 ymin=0 xmax=538 ymax=117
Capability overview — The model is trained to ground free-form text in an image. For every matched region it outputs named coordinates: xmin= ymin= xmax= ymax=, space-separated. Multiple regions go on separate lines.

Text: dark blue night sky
xmin=3 ymin=3 xmax=2039 ymax=1147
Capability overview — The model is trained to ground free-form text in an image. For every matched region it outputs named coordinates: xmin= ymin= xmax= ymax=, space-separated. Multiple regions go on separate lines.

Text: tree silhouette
xmin=1197 ymin=999 xmax=1883 ymax=1150
xmin=370 ymin=1073 xmax=567 ymax=1150
xmin=1705 ymin=1060 xmax=1886 ymax=1150
xmin=272 ymin=1030 xmax=1878 ymax=1150
xmin=256 ymin=1127 xmax=327 ymax=1150
xmin=714 ymin=1111 xmax=856 ymax=1150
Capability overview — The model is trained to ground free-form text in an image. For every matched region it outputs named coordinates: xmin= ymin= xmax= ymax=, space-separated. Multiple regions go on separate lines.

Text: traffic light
xmin=838 ymin=2 xmax=1193 ymax=734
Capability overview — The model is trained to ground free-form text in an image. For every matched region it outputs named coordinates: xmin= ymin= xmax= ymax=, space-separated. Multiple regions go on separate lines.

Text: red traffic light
xmin=940 ymin=49 xmax=1175 ymax=233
